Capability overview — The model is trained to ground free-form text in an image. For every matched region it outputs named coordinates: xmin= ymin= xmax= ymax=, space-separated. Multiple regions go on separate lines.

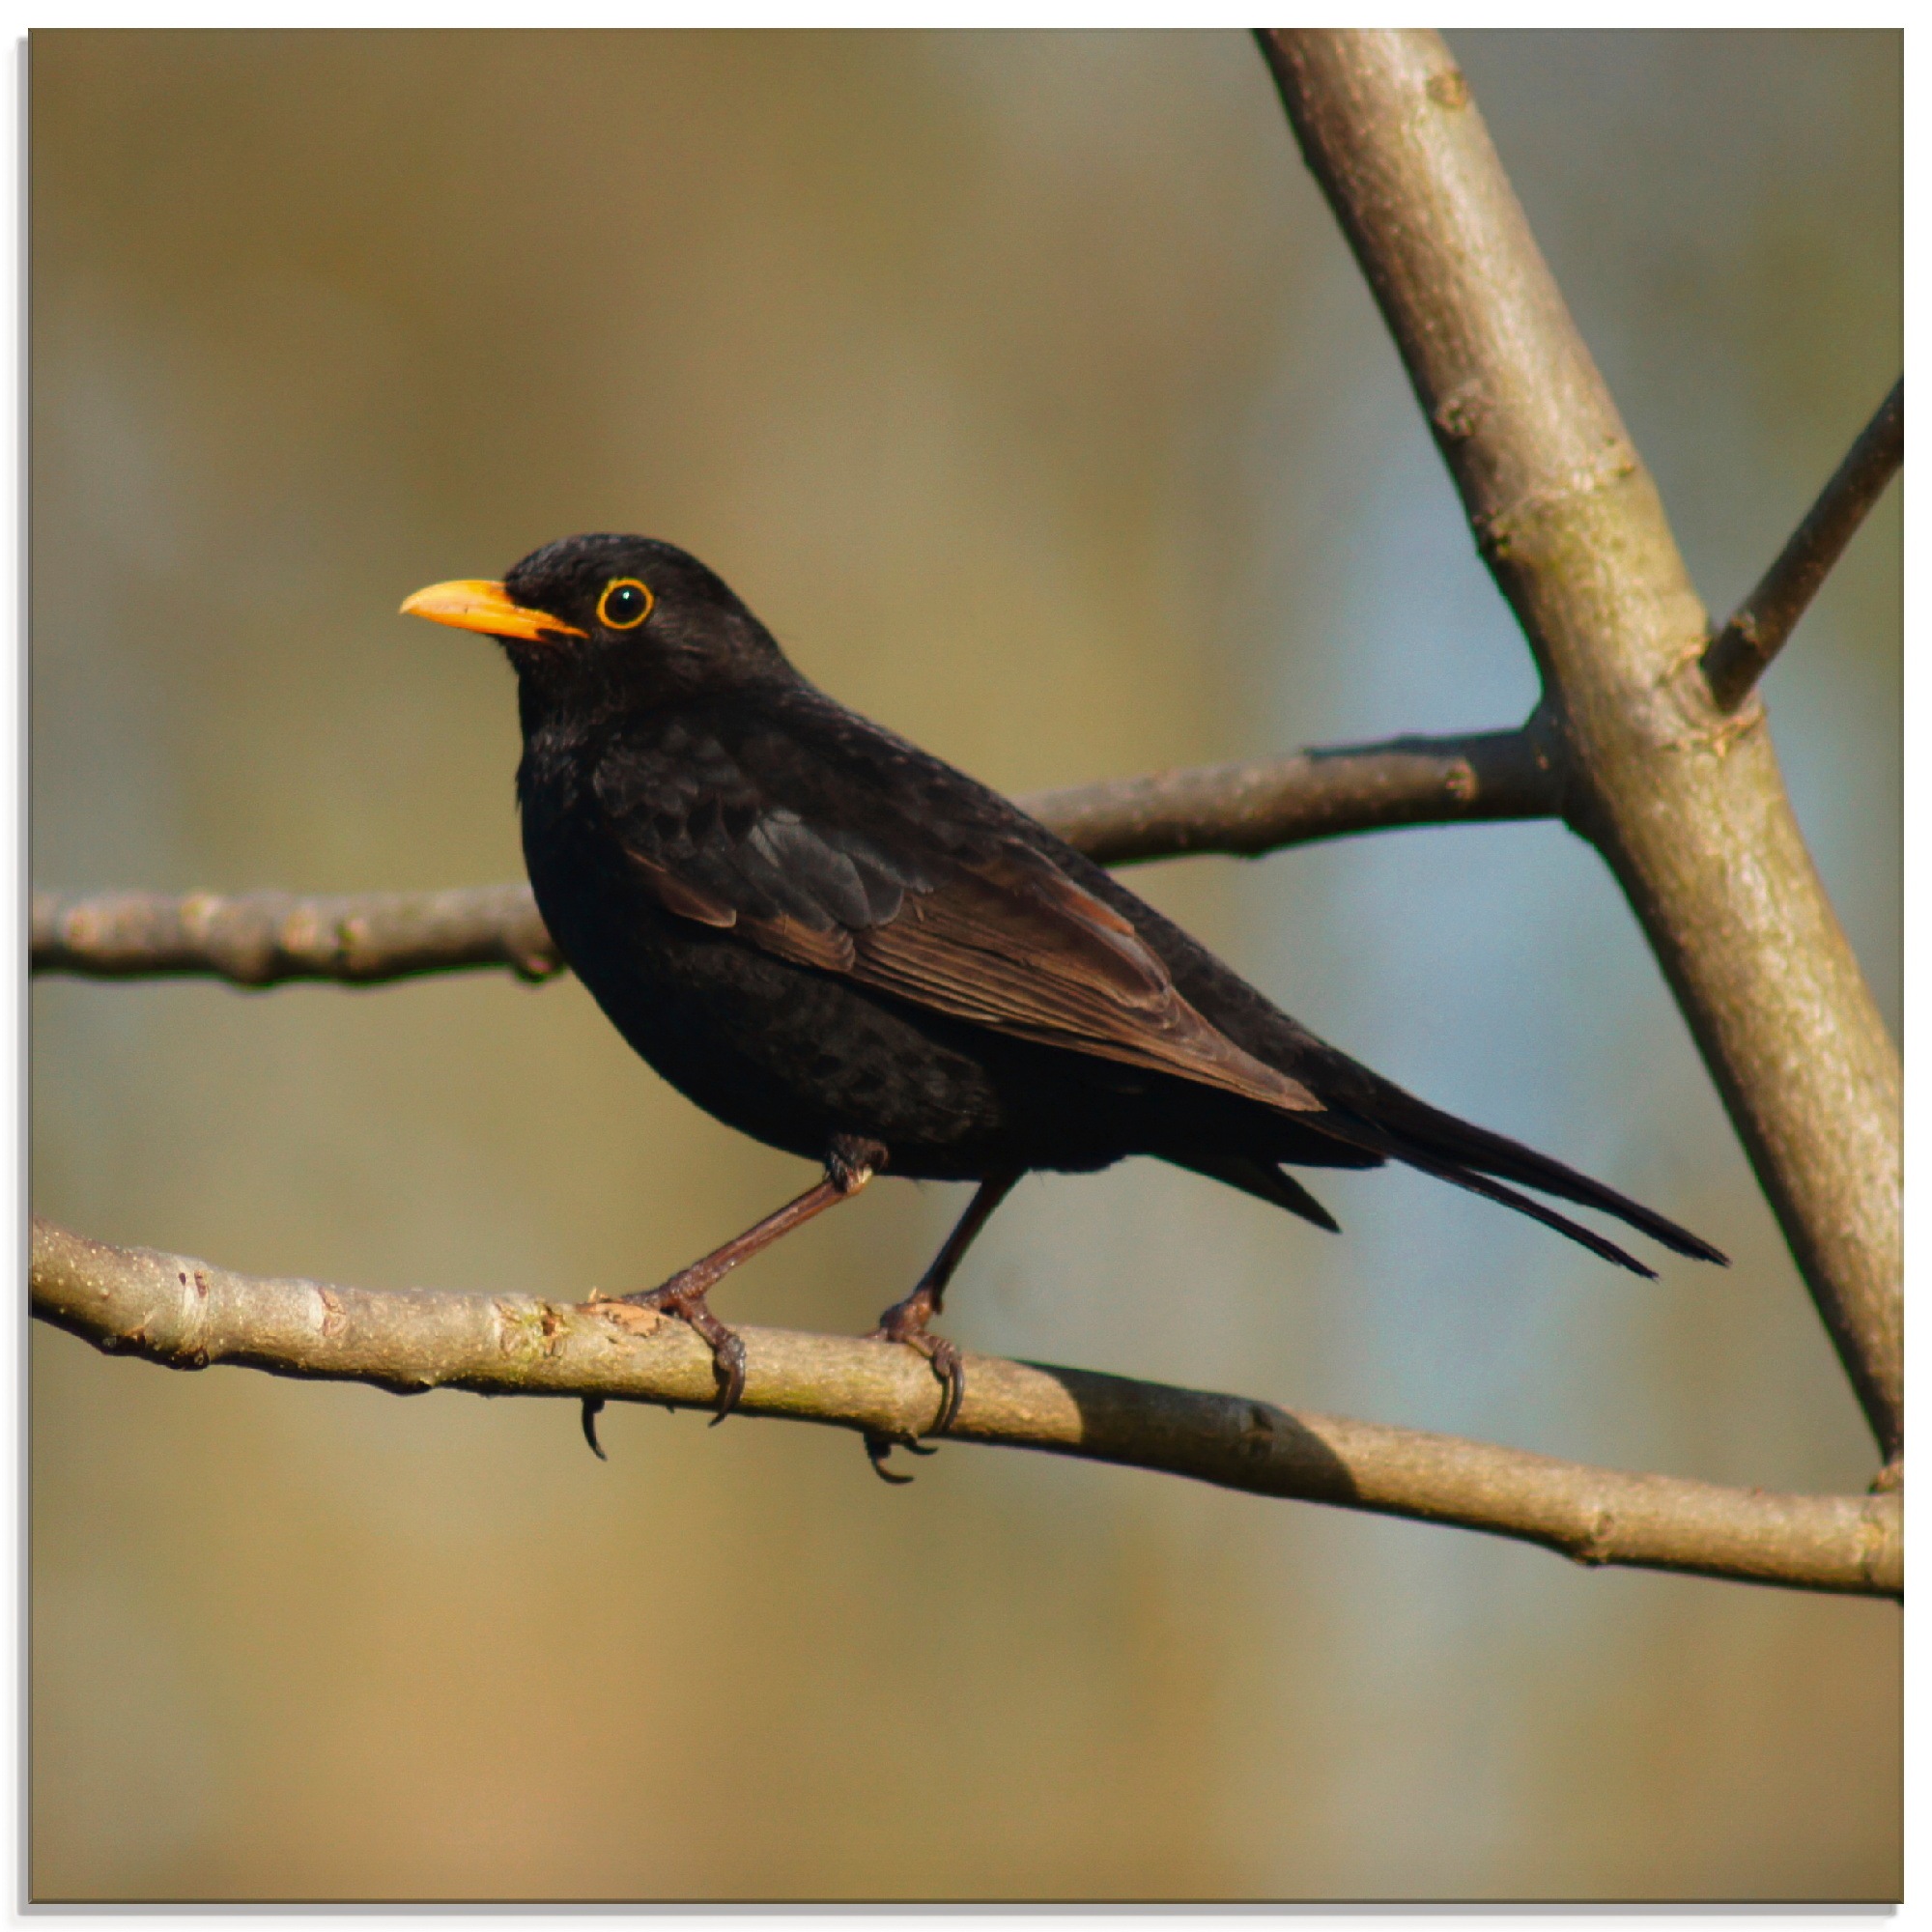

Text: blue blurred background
xmin=31 ymin=30 xmax=1899 ymax=1899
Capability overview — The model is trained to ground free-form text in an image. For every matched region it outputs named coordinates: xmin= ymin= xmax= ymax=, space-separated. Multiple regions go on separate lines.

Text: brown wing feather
xmin=844 ymin=868 xmax=1321 ymax=1113
xmin=625 ymin=836 xmax=1319 ymax=1116
xmin=629 ymin=856 xmax=740 ymax=929
xmin=740 ymin=910 xmax=857 ymax=975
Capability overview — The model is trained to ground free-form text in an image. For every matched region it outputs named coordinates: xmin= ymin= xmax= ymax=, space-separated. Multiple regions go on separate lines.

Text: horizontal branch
xmin=30 ymin=728 xmax=1556 ymax=987
xmin=1702 ymin=378 xmax=1904 ymax=713
xmin=31 ymin=1218 xmax=1898 ymax=1601
xmin=1024 ymin=725 xmax=1555 ymax=864
xmin=30 ymin=883 xmax=566 ymax=987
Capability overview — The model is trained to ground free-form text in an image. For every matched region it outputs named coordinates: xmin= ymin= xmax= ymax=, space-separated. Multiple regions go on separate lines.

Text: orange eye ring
xmin=597 ymin=578 xmax=654 ymax=631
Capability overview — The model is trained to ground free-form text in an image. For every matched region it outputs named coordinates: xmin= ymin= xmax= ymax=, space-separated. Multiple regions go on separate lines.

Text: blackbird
xmin=404 ymin=533 xmax=1724 ymax=1464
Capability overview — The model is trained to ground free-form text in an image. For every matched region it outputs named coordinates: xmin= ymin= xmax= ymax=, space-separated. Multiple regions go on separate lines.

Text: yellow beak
xmin=399 ymin=579 xmax=586 ymax=643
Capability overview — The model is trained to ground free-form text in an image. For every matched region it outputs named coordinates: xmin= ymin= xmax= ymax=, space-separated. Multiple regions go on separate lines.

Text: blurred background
xmin=30 ymin=30 xmax=1899 ymax=1902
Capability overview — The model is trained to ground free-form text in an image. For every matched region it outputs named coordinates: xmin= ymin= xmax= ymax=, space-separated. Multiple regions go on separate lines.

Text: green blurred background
xmin=30 ymin=30 xmax=1899 ymax=1902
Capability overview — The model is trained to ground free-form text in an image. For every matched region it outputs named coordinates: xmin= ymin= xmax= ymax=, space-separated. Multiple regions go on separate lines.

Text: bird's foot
xmin=868 ymin=1279 xmax=965 ymax=1439
xmin=621 ymin=1266 xmax=748 ymax=1424
xmin=862 ymin=1429 xmax=939 ymax=1485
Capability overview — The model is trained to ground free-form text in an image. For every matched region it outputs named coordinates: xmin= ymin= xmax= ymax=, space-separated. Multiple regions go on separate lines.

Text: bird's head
xmin=402 ymin=533 xmax=790 ymax=709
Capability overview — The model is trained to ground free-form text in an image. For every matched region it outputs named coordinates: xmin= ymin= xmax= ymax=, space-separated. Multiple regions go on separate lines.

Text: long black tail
xmin=1296 ymin=1076 xmax=1728 ymax=1278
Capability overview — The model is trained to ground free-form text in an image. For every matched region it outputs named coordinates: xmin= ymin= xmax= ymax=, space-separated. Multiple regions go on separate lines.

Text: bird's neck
xmin=513 ymin=682 xmax=704 ymax=823
xmin=513 ymin=682 xmax=609 ymax=822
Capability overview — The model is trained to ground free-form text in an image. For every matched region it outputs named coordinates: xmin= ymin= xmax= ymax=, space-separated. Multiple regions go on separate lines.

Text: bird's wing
xmin=595 ymin=732 xmax=1321 ymax=1117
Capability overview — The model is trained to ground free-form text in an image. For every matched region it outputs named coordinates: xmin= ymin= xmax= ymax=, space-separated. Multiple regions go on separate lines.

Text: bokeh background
xmin=29 ymin=30 xmax=1900 ymax=1902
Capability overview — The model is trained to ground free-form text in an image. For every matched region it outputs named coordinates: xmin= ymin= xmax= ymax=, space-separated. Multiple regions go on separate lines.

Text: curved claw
xmin=706 ymin=1327 xmax=748 ymax=1425
xmin=623 ymin=1269 xmax=747 ymax=1425
xmin=864 ymin=1430 xmax=923 ymax=1485
xmin=926 ymin=1339 xmax=965 ymax=1437
xmin=865 ymin=1329 xmax=964 ymax=1439
xmin=867 ymin=1288 xmax=966 ymax=1439
xmin=581 ymin=1397 xmax=609 ymax=1461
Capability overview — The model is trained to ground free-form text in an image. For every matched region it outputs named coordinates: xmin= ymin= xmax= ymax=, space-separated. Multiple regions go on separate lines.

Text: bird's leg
xmin=866 ymin=1172 xmax=1018 ymax=1477
xmin=625 ymin=1135 xmax=885 ymax=1424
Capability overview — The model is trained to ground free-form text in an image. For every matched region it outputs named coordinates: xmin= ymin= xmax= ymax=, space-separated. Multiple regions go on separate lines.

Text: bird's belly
xmin=531 ymin=866 xmax=1108 ymax=1178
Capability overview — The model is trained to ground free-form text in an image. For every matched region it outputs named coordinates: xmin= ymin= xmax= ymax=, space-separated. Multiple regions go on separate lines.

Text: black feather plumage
xmin=407 ymin=532 xmax=1725 ymax=1427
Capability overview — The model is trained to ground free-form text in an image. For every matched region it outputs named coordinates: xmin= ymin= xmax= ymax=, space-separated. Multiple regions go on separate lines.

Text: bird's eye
xmin=597 ymin=578 xmax=654 ymax=631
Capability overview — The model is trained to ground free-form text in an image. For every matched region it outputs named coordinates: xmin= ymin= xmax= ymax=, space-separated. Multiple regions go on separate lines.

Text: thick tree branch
xmin=31 ymin=727 xmax=1557 ymax=986
xmin=30 ymin=1218 xmax=1899 ymax=1600
xmin=1701 ymin=379 xmax=1904 ymax=713
xmin=1260 ymin=31 xmax=1903 ymax=1465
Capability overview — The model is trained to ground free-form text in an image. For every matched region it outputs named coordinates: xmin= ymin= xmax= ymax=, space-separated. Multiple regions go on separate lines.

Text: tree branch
xmin=30 ymin=883 xmax=567 ymax=988
xmin=1026 ymin=724 xmax=1555 ymax=863
xmin=31 ymin=727 xmax=1557 ymax=987
xmin=32 ymin=43 xmax=1902 ymax=1609
xmin=1259 ymin=31 xmax=1903 ymax=1466
xmin=1701 ymin=378 xmax=1904 ymax=713
xmin=29 ymin=1218 xmax=1899 ymax=1601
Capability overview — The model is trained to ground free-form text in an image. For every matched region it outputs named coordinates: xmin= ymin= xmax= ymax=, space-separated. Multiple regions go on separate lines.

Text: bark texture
xmin=30 ymin=34 xmax=1902 ymax=1597
xmin=1260 ymin=29 xmax=1902 ymax=1464
xmin=31 ymin=1219 xmax=1900 ymax=1600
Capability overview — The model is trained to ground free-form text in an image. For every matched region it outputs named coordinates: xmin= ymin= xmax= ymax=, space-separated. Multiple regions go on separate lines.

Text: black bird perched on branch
xmin=404 ymin=533 xmax=1725 ymax=1468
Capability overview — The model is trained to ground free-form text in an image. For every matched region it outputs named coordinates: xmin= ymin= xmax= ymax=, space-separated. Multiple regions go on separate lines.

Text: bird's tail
xmin=1293 ymin=1075 xmax=1728 ymax=1279
xmin=1171 ymin=1151 xmax=1343 ymax=1234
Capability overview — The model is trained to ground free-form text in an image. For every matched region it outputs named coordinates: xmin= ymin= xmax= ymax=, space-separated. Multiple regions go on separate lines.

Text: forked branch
xmin=30 ymin=1219 xmax=1899 ymax=1600
xmin=1260 ymin=30 xmax=1902 ymax=1466
xmin=32 ymin=35 xmax=1902 ymax=1592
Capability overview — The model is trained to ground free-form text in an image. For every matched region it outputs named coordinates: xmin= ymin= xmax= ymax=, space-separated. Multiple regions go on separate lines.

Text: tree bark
xmin=1259 ymin=29 xmax=1902 ymax=1466
xmin=31 ymin=1219 xmax=1900 ymax=1600
xmin=30 ymin=34 xmax=1903 ymax=1597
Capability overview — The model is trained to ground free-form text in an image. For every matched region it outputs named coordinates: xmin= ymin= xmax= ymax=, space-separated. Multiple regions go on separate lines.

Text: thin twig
xmin=1702 ymin=380 xmax=1904 ymax=713
xmin=31 ymin=727 xmax=1556 ymax=987
xmin=29 ymin=1218 xmax=1899 ymax=1600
